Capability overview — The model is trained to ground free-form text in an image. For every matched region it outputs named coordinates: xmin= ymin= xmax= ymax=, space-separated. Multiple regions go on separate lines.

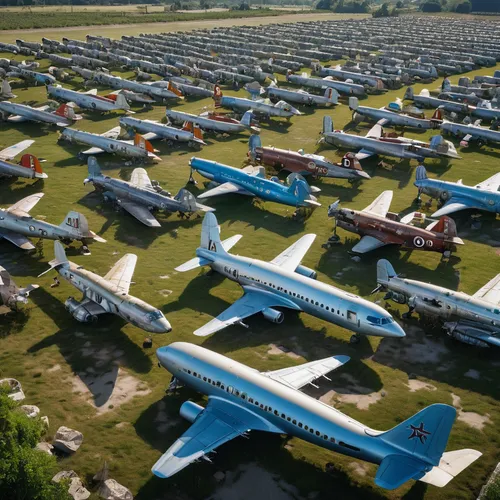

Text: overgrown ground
xmin=0 ymin=36 xmax=499 ymax=500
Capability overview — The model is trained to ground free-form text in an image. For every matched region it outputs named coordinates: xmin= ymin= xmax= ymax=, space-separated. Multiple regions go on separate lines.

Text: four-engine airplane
xmin=175 ymin=212 xmax=405 ymax=343
xmin=0 ymin=140 xmax=47 ymax=180
xmin=376 ymin=259 xmax=500 ymax=348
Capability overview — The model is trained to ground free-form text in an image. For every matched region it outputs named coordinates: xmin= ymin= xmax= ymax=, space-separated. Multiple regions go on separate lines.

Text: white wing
xmin=7 ymin=193 xmax=44 ymax=215
xmin=270 ymin=234 xmax=316 ymax=272
xmin=100 ymin=126 xmax=121 ymax=139
xmin=82 ymin=146 xmax=104 ymax=155
xmin=365 ymin=121 xmax=384 ymax=138
xmin=472 ymin=273 xmax=500 ymax=305
xmin=475 ymin=172 xmax=500 ymax=192
xmin=0 ymin=139 xmax=34 ymax=160
xmin=103 ymin=254 xmax=137 ymax=294
xmin=130 ymin=168 xmax=153 ymax=189
xmin=362 ymin=190 xmax=393 ymax=217
xmin=352 ymin=235 xmax=388 ymax=254
xmin=198 ymin=182 xmax=254 ymax=199
xmin=262 ymin=355 xmax=349 ymax=390
xmin=355 ymin=148 xmax=375 ymax=161
xmin=431 ymin=200 xmax=472 ymax=218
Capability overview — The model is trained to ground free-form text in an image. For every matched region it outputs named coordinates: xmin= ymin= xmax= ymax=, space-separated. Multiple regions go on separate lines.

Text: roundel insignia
xmin=426 ymin=240 xmax=433 ymax=247
xmin=308 ymin=161 xmax=316 ymax=170
xmin=413 ymin=236 xmax=425 ymax=248
xmin=29 ymin=225 xmax=35 ymax=232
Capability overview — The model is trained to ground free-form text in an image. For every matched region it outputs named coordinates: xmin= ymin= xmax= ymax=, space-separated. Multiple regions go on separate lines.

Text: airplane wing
xmin=7 ymin=115 xmax=29 ymax=123
xmin=197 ymin=182 xmax=254 ymax=199
xmin=475 ymin=172 xmax=500 ymax=192
xmin=355 ymin=148 xmax=375 ymax=161
xmin=352 ymin=235 xmax=388 ymax=254
xmin=82 ymin=146 xmax=105 ymax=155
xmin=472 ymin=272 xmax=500 ymax=305
xmin=130 ymin=168 xmax=153 ymax=189
xmin=0 ymin=139 xmax=34 ymax=160
xmin=194 ymin=286 xmax=300 ymax=337
xmin=7 ymin=193 xmax=44 ymax=216
xmin=119 ymin=200 xmax=160 ymax=227
xmin=262 ymin=355 xmax=349 ymax=390
xmin=152 ymin=397 xmax=282 ymax=479
xmin=0 ymin=229 xmax=34 ymax=250
xmin=100 ymin=126 xmax=121 ymax=139
xmin=362 ymin=190 xmax=393 ymax=217
xmin=431 ymin=200 xmax=472 ymax=218
xmin=270 ymin=234 xmax=316 ymax=272
xmin=103 ymin=253 xmax=138 ymax=294
xmin=365 ymin=121 xmax=384 ymax=138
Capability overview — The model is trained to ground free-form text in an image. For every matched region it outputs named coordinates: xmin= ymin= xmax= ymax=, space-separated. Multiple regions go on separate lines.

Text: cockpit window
xmin=381 ymin=317 xmax=394 ymax=325
xmin=367 ymin=316 xmax=381 ymax=325
xmin=367 ymin=316 xmax=394 ymax=325
xmin=148 ymin=310 xmax=164 ymax=321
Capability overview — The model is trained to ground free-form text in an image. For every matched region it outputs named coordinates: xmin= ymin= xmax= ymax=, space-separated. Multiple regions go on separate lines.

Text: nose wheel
xmin=349 ymin=334 xmax=360 ymax=344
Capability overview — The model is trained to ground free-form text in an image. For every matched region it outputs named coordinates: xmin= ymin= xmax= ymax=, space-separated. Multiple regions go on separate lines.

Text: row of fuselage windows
xmin=181 ymin=367 xmax=360 ymax=453
xmin=237 ymin=272 xmax=350 ymax=319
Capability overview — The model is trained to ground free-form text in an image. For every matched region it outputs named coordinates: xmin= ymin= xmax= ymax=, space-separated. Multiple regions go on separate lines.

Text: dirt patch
xmin=115 ymin=422 xmax=130 ymax=429
xmin=267 ymin=344 xmax=301 ymax=360
xmin=348 ymin=462 xmax=371 ymax=477
xmin=451 ymin=393 xmax=491 ymax=431
xmin=158 ymin=289 xmax=172 ymax=297
xmin=407 ymin=379 xmax=437 ymax=392
xmin=47 ymin=364 xmax=61 ymax=373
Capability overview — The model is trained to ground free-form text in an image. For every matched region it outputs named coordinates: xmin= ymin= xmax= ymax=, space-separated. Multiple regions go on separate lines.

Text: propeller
xmin=327 ymin=200 xmax=341 ymax=218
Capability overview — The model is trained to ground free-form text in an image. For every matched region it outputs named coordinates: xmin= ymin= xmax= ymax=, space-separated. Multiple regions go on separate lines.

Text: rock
xmin=36 ymin=442 xmax=54 ymax=455
xmin=41 ymin=415 xmax=49 ymax=428
xmin=93 ymin=461 xmax=109 ymax=483
xmin=53 ymin=471 xmax=90 ymax=500
xmin=98 ymin=479 xmax=133 ymax=500
xmin=381 ymin=390 xmax=386 ymax=397
xmin=53 ymin=426 xmax=83 ymax=454
xmin=213 ymin=471 xmax=225 ymax=482
xmin=20 ymin=405 xmax=40 ymax=418
xmin=351 ymin=256 xmax=361 ymax=263
xmin=0 ymin=378 xmax=25 ymax=401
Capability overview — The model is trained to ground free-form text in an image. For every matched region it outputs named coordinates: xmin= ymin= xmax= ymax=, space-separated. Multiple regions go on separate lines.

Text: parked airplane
xmin=349 ymin=97 xmax=443 ymax=130
xmin=119 ymin=116 xmax=205 ymax=147
xmin=0 ymin=140 xmax=47 ymax=180
xmin=327 ymin=191 xmax=464 ymax=256
xmin=286 ymin=71 xmax=366 ymax=97
xmin=166 ymin=108 xmax=260 ymax=135
xmin=60 ymin=126 xmax=160 ymax=162
xmin=176 ymin=213 xmax=405 ymax=342
xmin=47 ymin=84 xmax=131 ymax=113
xmin=266 ymin=83 xmax=339 ymax=107
xmin=7 ymin=66 xmax=55 ymax=86
xmin=169 ymin=79 xmax=213 ymax=98
xmin=0 ymin=265 xmax=38 ymax=310
xmin=440 ymin=119 xmax=500 ymax=148
xmin=0 ymin=101 xmax=82 ymax=127
xmin=315 ymin=65 xmax=385 ymax=90
xmin=320 ymin=117 xmax=460 ymax=161
xmin=0 ymin=193 xmax=105 ymax=252
xmin=189 ymin=157 xmax=321 ymax=210
xmin=84 ymin=157 xmax=213 ymax=227
xmin=248 ymin=135 xmax=370 ymax=181
xmin=415 ymin=166 xmax=500 ymax=217
xmin=214 ymin=85 xmax=301 ymax=119
xmin=152 ymin=342 xmax=480 ymax=489
xmin=40 ymin=241 xmax=171 ymax=332
xmin=376 ymin=259 xmax=500 ymax=348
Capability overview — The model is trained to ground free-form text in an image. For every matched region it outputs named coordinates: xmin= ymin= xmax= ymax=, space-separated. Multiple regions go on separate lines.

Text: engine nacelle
xmin=409 ymin=296 xmax=451 ymax=318
xmin=386 ymin=290 xmax=407 ymax=305
xmin=179 ymin=401 xmax=204 ymax=423
xmin=262 ymin=307 xmax=284 ymax=324
xmin=295 ymin=265 xmax=317 ymax=280
xmin=65 ymin=297 xmax=97 ymax=323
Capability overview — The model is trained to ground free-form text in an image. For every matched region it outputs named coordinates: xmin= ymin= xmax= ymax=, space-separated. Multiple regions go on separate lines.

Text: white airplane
xmin=152 ymin=342 xmax=481 ymax=491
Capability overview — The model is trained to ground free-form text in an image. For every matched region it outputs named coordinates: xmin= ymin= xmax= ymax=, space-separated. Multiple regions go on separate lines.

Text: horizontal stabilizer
xmin=375 ymin=454 xmax=428 ymax=490
xmin=221 ymin=234 xmax=242 ymax=253
xmin=175 ymin=256 xmax=211 ymax=272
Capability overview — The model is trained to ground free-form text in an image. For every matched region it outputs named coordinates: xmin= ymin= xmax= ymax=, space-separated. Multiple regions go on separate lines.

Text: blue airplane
xmin=415 ymin=165 xmax=500 ymax=217
xmin=189 ymin=157 xmax=321 ymax=210
xmin=151 ymin=342 xmax=481 ymax=490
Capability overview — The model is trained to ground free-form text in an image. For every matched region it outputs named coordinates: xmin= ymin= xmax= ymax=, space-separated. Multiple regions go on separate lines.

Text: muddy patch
xmin=348 ymin=461 xmax=371 ymax=477
xmin=451 ymin=393 xmax=491 ymax=431
xmin=407 ymin=379 xmax=436 ymax=392
xmin=267 ymin=344 xmax=301 ymax=360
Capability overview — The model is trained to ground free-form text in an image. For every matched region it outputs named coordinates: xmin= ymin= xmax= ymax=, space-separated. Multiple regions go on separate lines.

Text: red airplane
xmin=327 ymin=191 xmax=464 ymax=257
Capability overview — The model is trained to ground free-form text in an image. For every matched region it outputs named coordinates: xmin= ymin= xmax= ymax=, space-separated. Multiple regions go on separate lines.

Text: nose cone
xmin=156 ymin=345 xmax=173 ymax=369
xmin=152 ymin=317 xmax=172 ymax=334
xmin=387 ymin=321 xmax=406 ymax=338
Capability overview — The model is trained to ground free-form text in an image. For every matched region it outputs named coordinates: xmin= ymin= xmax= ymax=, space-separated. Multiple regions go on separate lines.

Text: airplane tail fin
xmin=38 ymin=241 xmax=69 ymax=277
xmin=167 ymin=81 xmax=184 ymax=97
xmin=429 ymin=216 xmax=463 ymax=245
xmin=193 ymin=124 xmax=204 ymax=143
xmin=415 ymin=165 xmax=428 ymax=182
xmin=324 ymin=87 xmax=339 ymax=104
xmin=53 ymin=103 xmax=75 ymax=120
xmin=19 ymin=154 xmax=46 ymax=178
xmin=404 ymin=86 xmax=414 ymax=100
xmin=85 ymin=156 xmax=102 ymax=183
xmin=59 ymin=211 xmax=89 ymax=239
xmin=432 ymin=108 xmax=443 ymax=121
xmin=114 ymin=92 xmax=130 ymax=110
xmin=288 ymin=178 xmax=320 ymax=206
xmin=182 ymin=121 xmax=193 ymax=132
xmin=248 ymin=134 xmax=262 ymax=159
xmin=323 ymin=115 xmax=333 ymax=134
xmin=376 ymin=259 xmax=396 ymax=285
xmin=240 ymin=110 xmax=253 ymax=127
xmin=134 ymin=133 xmax=155 ymax=153
xmin=1 ymin=79 xmax=14 ymax=97
xmin=348 ymin=96 xmax=359 ymax=111
xmin=174 ymin=188 xmax=199 ymax=213
xmin=341 ymin=153 xmax=364 ymax=173
xmin=213 ymin=84 xmax=222 ymax=107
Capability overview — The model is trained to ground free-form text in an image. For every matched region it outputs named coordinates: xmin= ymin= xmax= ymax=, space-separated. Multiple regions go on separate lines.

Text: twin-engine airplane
xmin=40 ymin=241 xmax=171 ymax=333
xmin=376 ymin=259 xmax=500 ymax=348
xmin=152 ymin=342 xmax=481 ymax=490
xmin=415 ymin=166 xmax=500 ymax=218
xmin=0 ymin=140 xmax=47 ymax=180
xmin=84 ymin=157 xmax=213 ymax=227
xmin=0 ymin=193 xmax=105 ymax=252
xmin=328 ymin=191 xmax=464 ymax=256
xmin=0 ymin=101 xmax=82 ymax=127
xmin=176 ymin=213 xmax=405 ymax=343
xmin=440 ymin=119 xmax=500 ymax=148
xmin=266 ymin=83 xmax=339 ymax=107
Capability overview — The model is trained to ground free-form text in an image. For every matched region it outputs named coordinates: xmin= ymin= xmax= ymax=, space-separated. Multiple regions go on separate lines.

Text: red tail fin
xmin=20 ymin=154 xmax=43 ymax=174
xmin=134 ymin=134 xmax=154 ymax=153
xmin=182 ymin=121 xmax=194 ymax=132
xmin=432 ymin=108 xmax=443 ymax=120
xmin=432 ymin=216 xmax=458 ymax=238
xmin=105 ymin=93 xmax=118 ymax=101
xmin=193 ymin=125 xmax=203 ymax=141
xmin=167 ymin=81 xmax=183 ymax=97
xmin=213 ymin=84 xmax=222 ymax=107
xmin=54 ymin=103 xmax=74 ymax=119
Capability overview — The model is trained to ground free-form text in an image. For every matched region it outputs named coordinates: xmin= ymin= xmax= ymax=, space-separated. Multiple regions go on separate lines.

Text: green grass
xmin=0 ymin=46 xmax=499 ymax=500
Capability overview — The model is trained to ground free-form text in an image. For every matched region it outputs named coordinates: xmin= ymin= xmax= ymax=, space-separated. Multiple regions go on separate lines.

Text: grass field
xmin=0 ymin=32 xmax=499 ymax=500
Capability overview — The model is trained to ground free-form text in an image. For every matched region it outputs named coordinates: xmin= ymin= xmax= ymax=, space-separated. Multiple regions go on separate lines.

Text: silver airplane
xmin=166 ymin=108 xmax=259 ymax=135
xmin=0 ymin=140 xmax=47 ymax=180
xmin=0 ymin=101 xmax=82 ymax=127
xmin=119 ymin=116 xmax=205 ymax=147
xmin=0 ymin=265 xmax=38 ymax=310
xmin=176 ymin=212 xmax=405 ymax=343
xmin=47 ymin=85 xmax=132 ymax=113
xmin=349 ymin=97 xmax=443 ymax=130
xmin=7 ymin=66 xmax=55 ymax=86
xmin=0 ymin=193 xmax=105 ymax=252
xmin=40 ymin=241 xmax=171 ymax=333
xmin=440 ymin=119 xmax=500 ymax=148
xmin=376 ymin=259 xmax=500 ymax=348
xmin=84 ymin=157 xmax=213 ymax=227
xmin=0 ymin=80 xmax=16 ymax=100
xmin=286 ymin=71 xmax=366 ymax=97
xmin=320 ymin=118 xmax=460 ymax=161
xmin=415 ymin=165 xmax=500 ymax=217
xmin=266 ymin=83 xmax=339 ymax=107
xmin=169 ymin=79 xmax=213 ymax=98
xmin=152 ymin=342 xmax=481 ymax=490
xmin=315 ymin=65 xmax=385 ymax=90
xmin=60 ymin=126 xmax=160 ymax=162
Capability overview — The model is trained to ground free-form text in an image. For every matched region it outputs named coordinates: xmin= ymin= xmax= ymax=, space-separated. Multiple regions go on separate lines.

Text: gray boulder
xmin=36 ymin=442 xmax=54 ymax=455
xmin=53 ymin=426 xmax=83 ymax=454
xmin=52 ymin=470 xmax=90 ymax=500
xmin=98 ymin=479 xmax=133 ymax=500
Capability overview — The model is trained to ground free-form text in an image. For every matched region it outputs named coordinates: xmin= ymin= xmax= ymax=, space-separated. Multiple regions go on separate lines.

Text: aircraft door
xmin=347 ymin=310 xmax=358 ymax=327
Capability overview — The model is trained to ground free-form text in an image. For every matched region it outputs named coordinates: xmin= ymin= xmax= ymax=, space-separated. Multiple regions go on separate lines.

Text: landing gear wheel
xmin=349 ymin=334 xmax=360 ymax=344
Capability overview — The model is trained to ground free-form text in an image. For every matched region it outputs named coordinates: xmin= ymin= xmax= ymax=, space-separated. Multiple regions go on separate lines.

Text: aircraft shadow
xmin=0 ymin=122 xmax=53 ymax=138
xmin=0 ymin=308 xmax=31 ymax=339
